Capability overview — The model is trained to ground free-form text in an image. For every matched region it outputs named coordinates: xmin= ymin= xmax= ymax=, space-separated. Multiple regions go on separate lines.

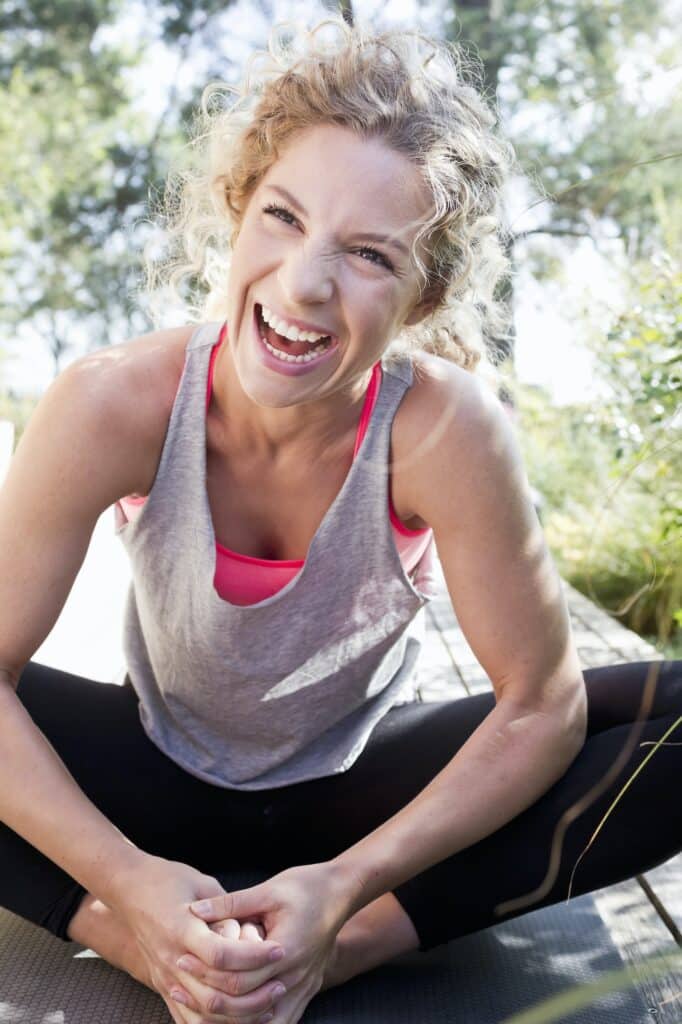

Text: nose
xmin=277 ymin=244 xmax=334 ymax=307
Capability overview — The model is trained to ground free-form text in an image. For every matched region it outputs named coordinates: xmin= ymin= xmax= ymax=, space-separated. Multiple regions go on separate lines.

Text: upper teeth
xmin=261 ymin=306 xmax=329 ymax=343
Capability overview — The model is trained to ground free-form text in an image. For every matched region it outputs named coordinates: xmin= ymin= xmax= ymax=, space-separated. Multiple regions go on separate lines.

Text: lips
xmin=252 ymin=304 xmax=340 ymax=377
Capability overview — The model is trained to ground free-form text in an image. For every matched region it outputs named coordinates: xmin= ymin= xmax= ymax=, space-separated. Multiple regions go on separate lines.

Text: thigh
xmin=270 ymin=659 xmax=682 ymax=866
xmin=14 ymin=662 xmax=273 ymax=870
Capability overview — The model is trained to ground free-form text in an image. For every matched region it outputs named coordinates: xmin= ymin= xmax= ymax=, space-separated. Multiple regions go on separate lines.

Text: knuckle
xmin=290 ymin=967 xmax=307 ymax=989
xmin=224 ymin=970 xmax=242 ymax=996
xmin=205 ymin=992 xmax=224 ymax=1015
xmin=162 ymin=949 xmax=178 ymax=971
xmin=210 ymin=945 xmax=226 ymax=971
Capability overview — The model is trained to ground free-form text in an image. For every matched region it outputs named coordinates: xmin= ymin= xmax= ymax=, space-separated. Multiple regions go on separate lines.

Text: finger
xmin=163 ymin=993 xmax=191 ymax=1024
xmin=189 ymin=925 xmax=285 ymax=974
xmin=240 ymin=922 xmax=265 ymax=942
xmin=191 ymin=886 xmax=265 ymax=925
xmin=175 ymin=946 xmax=286 ymax=1003
xmin=171 ymin=967 xmax=288 ymax=1021
xmin=211 ymin=918 xmax=241 ymax=940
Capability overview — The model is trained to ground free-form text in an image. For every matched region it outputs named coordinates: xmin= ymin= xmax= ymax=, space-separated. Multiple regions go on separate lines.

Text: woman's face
xmin=225 ymin=123 xmax=433 ymax=408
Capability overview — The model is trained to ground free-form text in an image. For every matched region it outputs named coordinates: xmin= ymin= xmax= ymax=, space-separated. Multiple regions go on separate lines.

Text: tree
xmin=446 ymin=0 xmax=680 ymax=357
xmin=0 ymin=1 xmax=153 ymax=372
xmin=0 ymin=0 xmax=256 ymax=376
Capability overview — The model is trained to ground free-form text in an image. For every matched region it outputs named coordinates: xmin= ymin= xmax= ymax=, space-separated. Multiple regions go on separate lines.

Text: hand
xmin=111 ymin=854 xmax=288 ymax=1023
xmin=179 ymin=862 xmax=358 ymax=1024
xmin=171 ymin=921 xmax=284 ymax=1024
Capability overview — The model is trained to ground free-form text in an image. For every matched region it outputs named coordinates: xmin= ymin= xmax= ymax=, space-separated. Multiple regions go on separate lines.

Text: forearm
xmin=331 ymin=694 xmax=587 ymax=918
xmin=0 ymin=675 xmax=147 ymax=906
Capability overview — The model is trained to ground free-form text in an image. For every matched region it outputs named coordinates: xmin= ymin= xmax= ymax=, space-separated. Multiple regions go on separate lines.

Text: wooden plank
xmin=642 ymin=855 xmax=682 ymax=943
xmin=591 ymin=877 xmax=682 ymax=1024
xmin=414 ymin=606 xmax=469 ymax=702
xmin=563 ymin=583 xmax=662 ymax=661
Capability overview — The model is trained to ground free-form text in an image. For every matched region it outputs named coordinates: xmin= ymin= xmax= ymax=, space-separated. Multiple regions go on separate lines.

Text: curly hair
xmin=144 ymin=18 xmax=515 ymax=383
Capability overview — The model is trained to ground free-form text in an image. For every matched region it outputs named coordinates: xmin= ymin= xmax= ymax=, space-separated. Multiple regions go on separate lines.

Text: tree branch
xmin=512 ymin=227 xmax=592 ymax=243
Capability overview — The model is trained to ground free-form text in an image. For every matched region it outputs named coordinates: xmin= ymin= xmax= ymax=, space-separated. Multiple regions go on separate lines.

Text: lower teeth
xmin=261 ymin=335 xmax=331 ymax=363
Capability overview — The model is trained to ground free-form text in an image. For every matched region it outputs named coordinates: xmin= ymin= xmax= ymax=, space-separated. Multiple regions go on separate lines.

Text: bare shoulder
xmin=58 ymin=324 xmax=195 ymax=494
xmin=65 ymin=324 xmax=193 ymax=426
xmin=397 ymin=350 xmax=502 ymax=440
xmin=392 ymin=351 xmax=516 ymax=527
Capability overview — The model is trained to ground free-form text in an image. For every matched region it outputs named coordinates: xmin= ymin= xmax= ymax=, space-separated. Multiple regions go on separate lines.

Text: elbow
xmin=556 ymin=679 xmax=588 ymax=764
xmin=512 ymin=675 xmax=588 ymax=765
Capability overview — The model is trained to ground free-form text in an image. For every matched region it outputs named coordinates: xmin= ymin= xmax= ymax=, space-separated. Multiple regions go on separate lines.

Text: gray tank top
xmin=118 ymin=321 xmax=436 ymax=790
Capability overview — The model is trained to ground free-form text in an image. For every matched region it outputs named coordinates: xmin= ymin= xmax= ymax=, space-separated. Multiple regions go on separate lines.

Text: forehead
xmin=256 ymin=124 xmax=432 ymax=245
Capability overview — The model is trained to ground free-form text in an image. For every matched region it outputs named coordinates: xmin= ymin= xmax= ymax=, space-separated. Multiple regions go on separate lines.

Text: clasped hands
xmin=119 ymin=855 xmax=362 ymax=1024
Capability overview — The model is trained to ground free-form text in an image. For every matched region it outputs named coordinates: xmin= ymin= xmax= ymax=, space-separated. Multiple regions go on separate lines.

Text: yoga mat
xmin=0 ymin=874 xmax=653 ymax=1023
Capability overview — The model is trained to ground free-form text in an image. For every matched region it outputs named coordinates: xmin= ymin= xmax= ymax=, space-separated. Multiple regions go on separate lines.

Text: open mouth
xmin=255 ymin=304 xmax=338 ymax=365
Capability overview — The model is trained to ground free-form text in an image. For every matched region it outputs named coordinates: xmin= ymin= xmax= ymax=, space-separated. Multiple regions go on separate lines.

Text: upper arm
xmin=0 ymin=348 xmax=165 ymax=684
xmin=407 ymin=362 xmax=585 ymax=725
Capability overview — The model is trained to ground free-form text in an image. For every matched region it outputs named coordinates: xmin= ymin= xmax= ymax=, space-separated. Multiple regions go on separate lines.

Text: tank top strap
xmin=125 ymin=322 xmax=222 ymax=543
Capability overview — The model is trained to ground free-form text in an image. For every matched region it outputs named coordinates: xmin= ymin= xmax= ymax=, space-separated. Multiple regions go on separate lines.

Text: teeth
xmin=260 ymin=333 xmax=331 ymax=363
xmin=261 ymin=305 xmax=328 ymax=344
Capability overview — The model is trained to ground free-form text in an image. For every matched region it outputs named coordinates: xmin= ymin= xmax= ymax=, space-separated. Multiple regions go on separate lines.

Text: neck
xmin=211 ymin=342 xmax=374 ymax=461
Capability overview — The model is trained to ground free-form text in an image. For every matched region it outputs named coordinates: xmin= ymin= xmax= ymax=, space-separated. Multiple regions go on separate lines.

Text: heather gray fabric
xmin=118 ymin=321 xmax=437 ymax=790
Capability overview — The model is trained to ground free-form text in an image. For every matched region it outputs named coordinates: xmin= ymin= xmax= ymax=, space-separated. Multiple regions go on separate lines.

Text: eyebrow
xmin=265 ymin=184 xmax=411 ymax=256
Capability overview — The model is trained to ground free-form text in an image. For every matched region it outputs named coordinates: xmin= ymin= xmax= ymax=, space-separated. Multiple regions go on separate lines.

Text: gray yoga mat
xmin=0 ymin=876 xmax=653 ymax=1024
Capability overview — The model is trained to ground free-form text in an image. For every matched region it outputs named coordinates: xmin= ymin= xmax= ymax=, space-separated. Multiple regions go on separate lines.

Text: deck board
xmin=592 ymin=880 xmax=682 ymax=1024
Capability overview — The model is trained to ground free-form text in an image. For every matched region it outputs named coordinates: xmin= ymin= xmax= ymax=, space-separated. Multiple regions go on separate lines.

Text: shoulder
xmin=392 ymin=351 xmax=519 ymax=529
xmin=63 ymin=324 xmax=194 ymax=414
xmin=50 ymin=324 xmax=196 ymax=495
xmin=398 ymin=350 xmax=504 ymax=438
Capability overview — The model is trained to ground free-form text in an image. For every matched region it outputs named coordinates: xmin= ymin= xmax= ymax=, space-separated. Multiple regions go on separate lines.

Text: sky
xmin=3 ymin=0 xmax=675 ymax=405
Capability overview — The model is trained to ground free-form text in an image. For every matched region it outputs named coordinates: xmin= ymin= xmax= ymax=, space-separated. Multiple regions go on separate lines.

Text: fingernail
xmin=271 ymin=982 xmax=287 ymax=999
xmin=260 ymin=1015 xmax=275 ymax=1024
xmin=191 ymin=900 xmax=212 ymax=915
xmin=176 ymin=956 xmax=194 ymax=972
xmin=171 ymin=990 xmax=189 ymax=1006
xmin=268 ymin=946 xmax=285 ymax=962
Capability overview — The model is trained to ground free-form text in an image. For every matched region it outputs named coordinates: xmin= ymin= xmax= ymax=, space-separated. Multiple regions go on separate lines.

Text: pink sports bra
xmin=117 ymin=325 xmax=432 ymax=605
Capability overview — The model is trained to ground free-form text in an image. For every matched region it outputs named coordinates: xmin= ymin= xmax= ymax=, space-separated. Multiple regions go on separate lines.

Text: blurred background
xmin=1 ymin=0 xmax=680 ymax=667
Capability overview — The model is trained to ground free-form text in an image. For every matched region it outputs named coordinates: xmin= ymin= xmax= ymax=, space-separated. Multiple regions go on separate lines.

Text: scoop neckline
xmin=206 ymin=331 xmax=382 ymax=568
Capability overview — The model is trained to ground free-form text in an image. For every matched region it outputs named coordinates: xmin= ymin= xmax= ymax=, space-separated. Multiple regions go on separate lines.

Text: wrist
xmin=326 ymin=856 xmax=369 ymax=922
xmin=99 ymin=843 xmax=155 ymax=909
xmin=320 ymin=919 xmax=362 ymax=991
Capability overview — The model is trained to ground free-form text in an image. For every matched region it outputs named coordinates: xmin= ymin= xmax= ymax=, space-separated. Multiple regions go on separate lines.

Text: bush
xmin=517 ymin=254 xmax=681 ymax=652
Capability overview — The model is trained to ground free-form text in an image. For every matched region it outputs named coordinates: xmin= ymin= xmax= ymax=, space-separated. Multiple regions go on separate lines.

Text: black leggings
xmin=3 ymin=659 xmax=681 ymax=952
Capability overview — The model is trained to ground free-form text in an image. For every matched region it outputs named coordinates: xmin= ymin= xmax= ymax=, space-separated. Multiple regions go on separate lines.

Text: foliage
xmin=0 ymin=0 xmax=255 ymax=375
xmin=0 ymin=0 xmax=162 ymax=371
xmin=450 ymin=0 xmax=680 ymax=262
xmin=517 ymin=253 xmax=681 ymax=647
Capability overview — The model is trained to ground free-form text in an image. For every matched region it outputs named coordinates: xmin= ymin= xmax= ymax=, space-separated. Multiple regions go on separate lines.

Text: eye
xmin=262 ymin=204 xmax=394 ymax=271
xmin=354 ymin=246 xmax=394 ymax=272
xmin=263 ymin=203 xmax=298 ymax=226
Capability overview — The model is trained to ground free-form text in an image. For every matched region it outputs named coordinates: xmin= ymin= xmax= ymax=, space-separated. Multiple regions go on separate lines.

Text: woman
xmin=0 ymin=20 xmax=679 ymax=1024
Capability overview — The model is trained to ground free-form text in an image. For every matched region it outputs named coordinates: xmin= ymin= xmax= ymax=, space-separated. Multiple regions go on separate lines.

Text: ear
xmin=403 ymin=282 xmax=442 ymax=327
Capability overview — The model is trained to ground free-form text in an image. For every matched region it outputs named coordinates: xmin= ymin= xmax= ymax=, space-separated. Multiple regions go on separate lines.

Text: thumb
xmin=190 ymin=884 xmax=268 ymax=923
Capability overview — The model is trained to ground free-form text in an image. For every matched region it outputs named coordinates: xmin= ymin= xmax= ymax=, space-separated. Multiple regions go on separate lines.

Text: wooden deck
xmin=415 ymin=553 xmax=682 ymax=1023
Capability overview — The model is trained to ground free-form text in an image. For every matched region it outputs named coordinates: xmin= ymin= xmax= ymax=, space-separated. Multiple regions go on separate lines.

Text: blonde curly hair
xmin=144 ymin=18 xmax=514 ymax=383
